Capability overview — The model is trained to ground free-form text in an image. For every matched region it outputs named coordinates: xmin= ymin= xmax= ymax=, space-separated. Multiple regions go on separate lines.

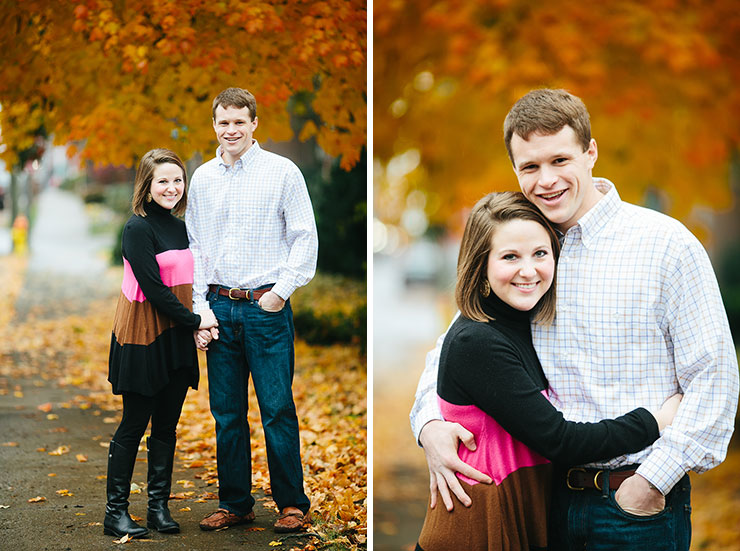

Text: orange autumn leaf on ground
xmin=37 ymin=402 xmax=53 ymax=413
xmin=48 ymin=445 xmax=70 ymax=456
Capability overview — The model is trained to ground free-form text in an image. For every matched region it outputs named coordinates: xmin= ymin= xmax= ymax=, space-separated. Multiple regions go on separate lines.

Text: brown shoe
xmin=199 ymin=508 xmax=256 ymax=531
xmin=274 ymin=508 xmax=309 ymax=533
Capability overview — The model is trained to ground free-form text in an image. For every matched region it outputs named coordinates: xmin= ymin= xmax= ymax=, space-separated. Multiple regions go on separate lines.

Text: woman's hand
xmin=194 ymin=327 xmax=219 ymax=351
xmin=653 ymin=393 xmax=683 ymax=431
xmin=199 ymin=308 xmax=219 ymax=329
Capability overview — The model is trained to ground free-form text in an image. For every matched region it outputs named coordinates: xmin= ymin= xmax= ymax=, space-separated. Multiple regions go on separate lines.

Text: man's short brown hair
xmin=131 ymin=148 xmax=188 ymax=217
xmin=503 ymin=89 xmax=591 ymax=165
xmin=212 ymin=87 xmax=257 ymax=121
xmin=455 ymin=191 xmax=560 ymax=325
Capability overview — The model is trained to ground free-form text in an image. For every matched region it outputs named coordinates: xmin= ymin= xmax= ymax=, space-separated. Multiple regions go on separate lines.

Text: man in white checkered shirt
xmin=186 ymin=88 xmax=317 ymax=534
xmin=409 ymin=89 xmax=738 ymax=549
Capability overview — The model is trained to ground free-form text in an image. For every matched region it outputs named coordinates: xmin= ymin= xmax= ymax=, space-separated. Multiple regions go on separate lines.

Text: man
xmin=186 ymin=87 xmax=318 ymax=533
xmin=410 ymin=89 xmax=738 ymax=549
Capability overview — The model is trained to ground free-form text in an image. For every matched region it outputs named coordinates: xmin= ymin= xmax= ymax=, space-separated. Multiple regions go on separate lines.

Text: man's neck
xmin=556 ymin=179 xmax=607 ymax=232
xmin=221 ymin=141 xmax=254 ymax=167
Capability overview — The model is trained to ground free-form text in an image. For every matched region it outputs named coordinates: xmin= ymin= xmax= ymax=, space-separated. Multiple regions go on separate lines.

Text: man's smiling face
xmin=213 ymin=104 xmax=258 ymax=166
xmin=511 ymin=125 xmax=601 ymax=231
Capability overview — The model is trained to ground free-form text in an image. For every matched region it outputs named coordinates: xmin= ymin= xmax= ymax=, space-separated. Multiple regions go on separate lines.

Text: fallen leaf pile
xmin=0 ymin=257 xmax=366 ymax=549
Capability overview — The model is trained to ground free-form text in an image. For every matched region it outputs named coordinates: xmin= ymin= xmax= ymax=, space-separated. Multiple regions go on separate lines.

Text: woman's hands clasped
xmin=194 ymin=308 xmax=219 ymax=351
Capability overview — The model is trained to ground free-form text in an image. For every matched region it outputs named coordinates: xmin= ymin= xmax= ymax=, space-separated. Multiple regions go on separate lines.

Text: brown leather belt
xmin=209 ymin=284 xmax=273 ymax=301
xmin=566 ymin=467 xmax=638 ymax=491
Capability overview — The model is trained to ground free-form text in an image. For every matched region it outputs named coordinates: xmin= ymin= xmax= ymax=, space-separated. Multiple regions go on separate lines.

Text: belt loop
xmin=601 ymin=470 xmax=610 ymax=498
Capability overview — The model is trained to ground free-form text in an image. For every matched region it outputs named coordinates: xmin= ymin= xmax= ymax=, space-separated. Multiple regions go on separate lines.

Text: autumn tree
xmin=374 ymin=0 xmax=740 ymax=232
xmin=0 ymin=0 xmax=366 ymax=171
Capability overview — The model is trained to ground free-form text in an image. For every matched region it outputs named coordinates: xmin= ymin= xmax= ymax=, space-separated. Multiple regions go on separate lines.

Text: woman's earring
xmin=146 ymin=192 xmax=152 ymax=203
xmin=481 ymin=279 xmax=491 ymax=297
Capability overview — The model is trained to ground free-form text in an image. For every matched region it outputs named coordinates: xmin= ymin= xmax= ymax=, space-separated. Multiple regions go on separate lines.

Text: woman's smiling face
xmin=149 ymin=162 xmax=185 ymax=210
xmin=486 ymin=218 xmax=555 ymax=311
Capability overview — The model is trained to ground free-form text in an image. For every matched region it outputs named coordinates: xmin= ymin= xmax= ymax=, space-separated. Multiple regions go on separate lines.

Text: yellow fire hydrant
xmin=11 ymin=214 xmax=29 ymax=255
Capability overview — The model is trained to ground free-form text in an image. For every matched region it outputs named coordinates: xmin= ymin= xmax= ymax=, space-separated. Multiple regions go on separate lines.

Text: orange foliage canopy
xmin=374 ymin=0 xmax=740 ymax=227
xmin=0 ymin=0 xmax=366 ymax=170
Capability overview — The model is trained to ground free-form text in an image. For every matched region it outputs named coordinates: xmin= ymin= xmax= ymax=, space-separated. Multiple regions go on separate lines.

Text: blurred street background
xmin=373 ymin=1 xmax=740 ymax=550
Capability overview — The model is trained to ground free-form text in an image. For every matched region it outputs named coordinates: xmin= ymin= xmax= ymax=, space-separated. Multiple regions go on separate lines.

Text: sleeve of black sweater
xmin=442 ymin=323 xmax=660 ymax=465
xmin=121 ymin=218 xmax=201 ymax=330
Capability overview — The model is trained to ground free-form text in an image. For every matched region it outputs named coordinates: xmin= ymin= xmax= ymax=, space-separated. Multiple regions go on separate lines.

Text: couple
xmin=411 ymin=89 xmax=738 ymax=550
xmin=103 ymin=87 xmax=318 ymax=538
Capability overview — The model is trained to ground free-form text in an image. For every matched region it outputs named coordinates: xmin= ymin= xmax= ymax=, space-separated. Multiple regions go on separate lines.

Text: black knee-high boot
xmin=103 ymin=440 xmax=149 ymax=538
xmin=146 ymin=436 xmax=180 ymax=533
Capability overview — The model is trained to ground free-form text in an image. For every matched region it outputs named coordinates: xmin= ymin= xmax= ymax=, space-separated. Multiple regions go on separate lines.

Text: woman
xmin=416 ymin=192 xmax=680 ymax=550
xmin=104 ymin=149 xmax=218 ymax=539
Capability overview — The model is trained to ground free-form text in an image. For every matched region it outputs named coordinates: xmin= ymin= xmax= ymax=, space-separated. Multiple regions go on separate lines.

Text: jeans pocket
xmin=259 ymin=303 xmax=285 ymax=314
xmin=609 ymin=490 xmax=668 ymax=521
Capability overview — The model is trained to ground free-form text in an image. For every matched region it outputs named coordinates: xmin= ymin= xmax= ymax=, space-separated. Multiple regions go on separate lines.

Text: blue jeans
xmin=549 ymin=466 xmax=691 ymax=551
xmin=206 ymin=287 xmax=310 ymax=515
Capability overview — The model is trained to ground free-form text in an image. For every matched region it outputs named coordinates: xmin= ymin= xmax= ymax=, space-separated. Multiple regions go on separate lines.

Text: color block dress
xmin=416 ymin=293 xmax=660 ymax=551
xmin=108 ymin=202 xmax=201 ymax=397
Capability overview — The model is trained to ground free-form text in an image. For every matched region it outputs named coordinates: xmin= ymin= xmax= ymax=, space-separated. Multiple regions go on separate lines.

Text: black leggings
xmin=112 ymin=368 xmax=191 ymax=451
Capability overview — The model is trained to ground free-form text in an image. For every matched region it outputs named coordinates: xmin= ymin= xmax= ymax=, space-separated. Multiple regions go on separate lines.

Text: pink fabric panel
xmin=121 ymin=249 xmax=194 ymax=303
xmin=156 ymin=248 xmax=194 ymax=287
xmin=438 ymin=396 xmax=550 ymax=487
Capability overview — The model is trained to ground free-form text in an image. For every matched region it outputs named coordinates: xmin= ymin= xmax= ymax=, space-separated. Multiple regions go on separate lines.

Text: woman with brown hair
xmin=416 ymin=192 xmax=680 ymax=550
xmin=104 ymin=149 xmax=218 ymax=539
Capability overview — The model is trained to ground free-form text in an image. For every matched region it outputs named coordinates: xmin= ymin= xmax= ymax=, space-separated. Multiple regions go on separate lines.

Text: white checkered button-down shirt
xmin=186 ymin=141 xmax=318 ymax=313
xmin=410 ymin=178 xmax=738 ymax=495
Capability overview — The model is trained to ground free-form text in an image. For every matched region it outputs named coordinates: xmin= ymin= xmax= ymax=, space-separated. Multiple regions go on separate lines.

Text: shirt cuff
xmin=635 ymin=447 xmax=687 ymax=495
xmin=410 ymin=402 xmax=444 ymax=447
xmin=271 ymin=281 xmax=295 ymax=301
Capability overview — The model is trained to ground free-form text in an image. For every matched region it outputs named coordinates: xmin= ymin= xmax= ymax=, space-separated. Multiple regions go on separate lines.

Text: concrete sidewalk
xmin=15 ymin=187 xmax=120 ymax=320
xmin=28 ymin=187 xmax=112 ymax=276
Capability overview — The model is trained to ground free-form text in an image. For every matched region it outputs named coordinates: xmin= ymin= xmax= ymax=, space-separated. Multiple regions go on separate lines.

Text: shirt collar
xmin=569 ymin=177 xmax=621 ymax=248
xmin=216 ymin=140 xmax=261 ymax=173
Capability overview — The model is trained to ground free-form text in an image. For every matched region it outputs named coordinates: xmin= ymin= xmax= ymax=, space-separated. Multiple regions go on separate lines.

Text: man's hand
xmin=259 ymin=290 xmax=285 ymax=312
xmin=418 ymin=420 xmax=492 ymax=511
xmin=614 ymin=474 xmax=665 ymax=516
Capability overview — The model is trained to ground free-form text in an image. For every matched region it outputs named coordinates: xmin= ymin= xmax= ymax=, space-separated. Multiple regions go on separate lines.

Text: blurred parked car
xmin=402 ymin=239 xmax=444 ymax=286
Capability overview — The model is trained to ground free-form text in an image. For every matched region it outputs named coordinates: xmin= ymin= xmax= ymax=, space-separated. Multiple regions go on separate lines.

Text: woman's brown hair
xmin=455 ymin=191 xmax=560 ymax=324
xmin=131 ymin=149 xmax=188 ymax=217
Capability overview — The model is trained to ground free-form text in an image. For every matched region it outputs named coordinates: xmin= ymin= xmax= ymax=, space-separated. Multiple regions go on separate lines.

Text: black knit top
xmin=438 ymin=292 xmax=660 ymax=465
xmin=108 ymin=201 xmax=200 ymax=396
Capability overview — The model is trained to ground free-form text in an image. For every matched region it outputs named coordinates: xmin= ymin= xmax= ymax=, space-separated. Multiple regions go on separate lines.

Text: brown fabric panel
xmin=112 ymin=284 xmax=193 ymax=346
xmin=417 ymin=464 xmax=552 ymax=551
